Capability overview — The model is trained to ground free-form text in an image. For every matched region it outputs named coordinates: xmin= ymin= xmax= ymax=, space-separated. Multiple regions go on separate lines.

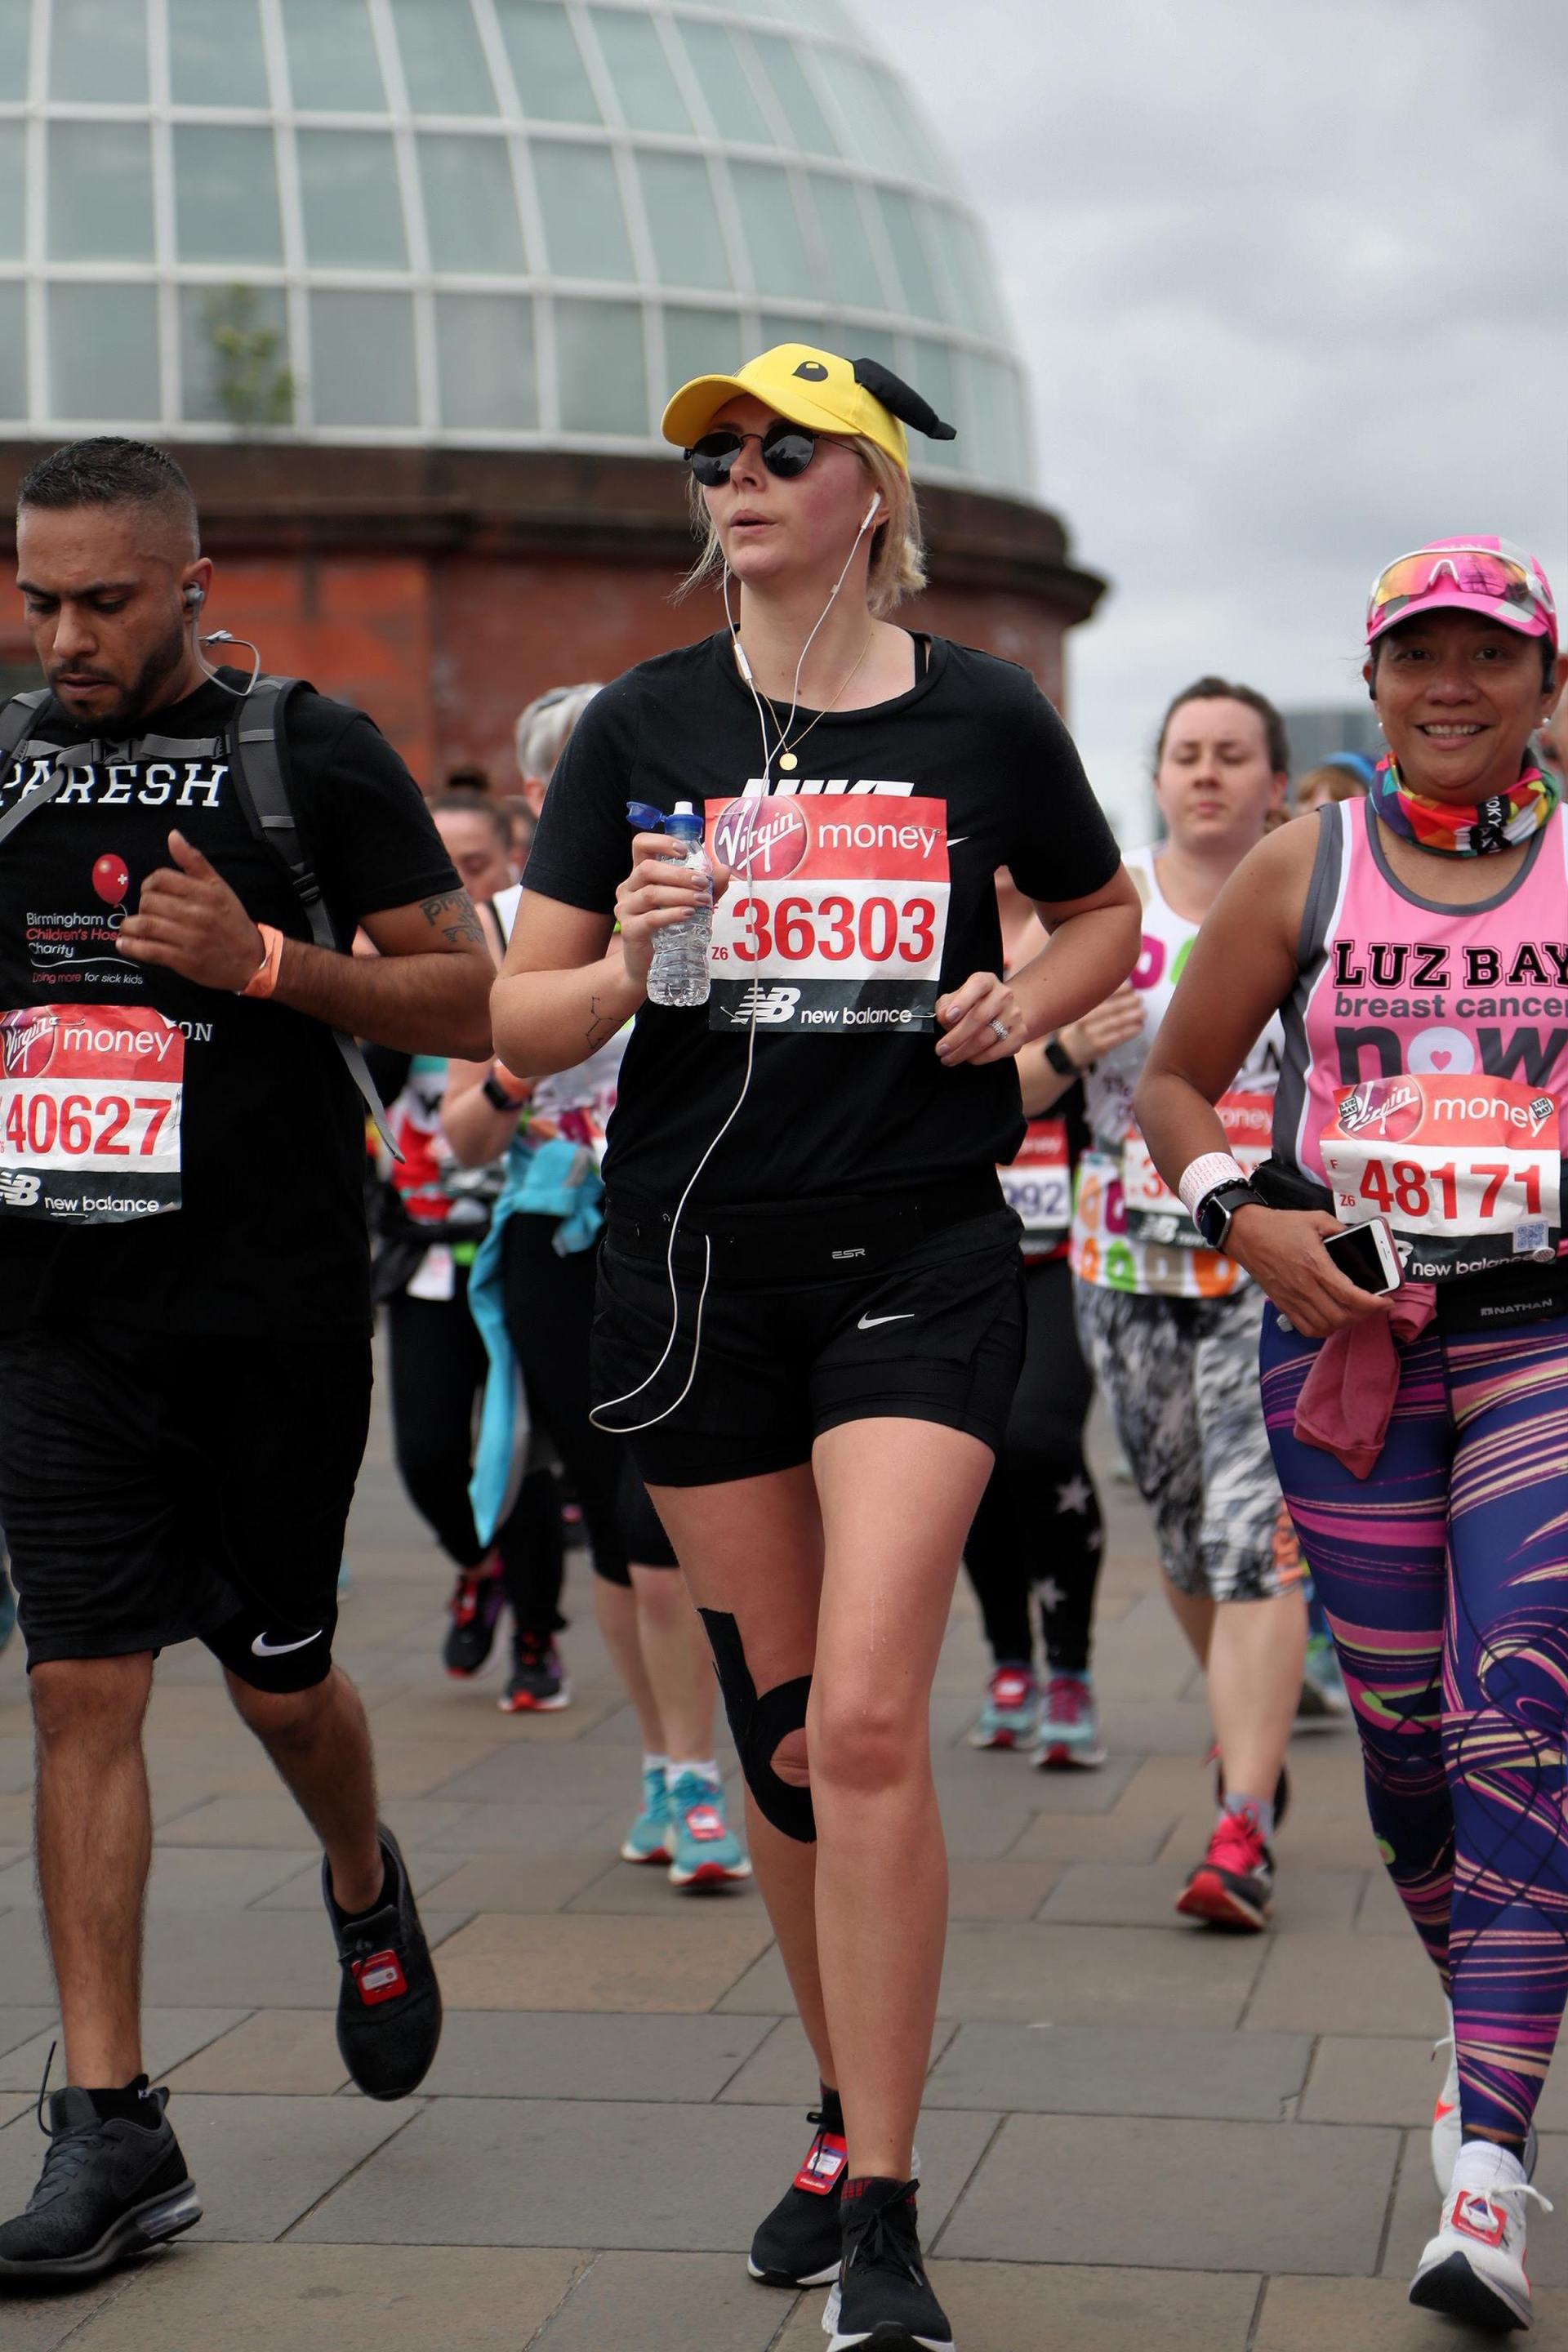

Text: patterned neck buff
xmin=1374 ymin=754 xmax=1559 ymax=857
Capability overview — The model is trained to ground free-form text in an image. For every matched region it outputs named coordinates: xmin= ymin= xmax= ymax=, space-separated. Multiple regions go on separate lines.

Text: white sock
xmin=1452 ymin=2140 xmax=1527 ymax=2195
xmin=666 ymin=1758 xmax=720 ymax=1788
xmin=642 ymin=1753 xmax=668 ymax=1779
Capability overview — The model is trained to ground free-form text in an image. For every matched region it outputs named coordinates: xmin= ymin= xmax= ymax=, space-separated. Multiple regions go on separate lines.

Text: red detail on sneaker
xmin=794 ymin=2132 xmax=848 ymax=2195
xmin=1434 ymin=2100 xmax=1457 ymax=2123
xmin=991 ymin=1669 xmax=1034 ymax=1710
xmin=1205 ymin=1808 xmax=1269 ymax=1878
xmin=352 ymin=1949 xmax=408 ymax=2005
xmin=1453 ymin=2194 xmax=1507 ymax=2248
xmin=683 ymin=1804 xmax=726 ymax=1842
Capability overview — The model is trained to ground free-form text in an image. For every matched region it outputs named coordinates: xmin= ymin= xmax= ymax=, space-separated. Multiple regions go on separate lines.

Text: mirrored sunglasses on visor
xmin=684 ymin=420 xmax=823 ymax=486
xmin=1367 ymin=545 xmax=1554 ymax=638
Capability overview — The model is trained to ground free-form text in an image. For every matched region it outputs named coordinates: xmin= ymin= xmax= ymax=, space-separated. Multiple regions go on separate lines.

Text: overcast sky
xmin=856 ymin=0 xmax=1568 ymax=836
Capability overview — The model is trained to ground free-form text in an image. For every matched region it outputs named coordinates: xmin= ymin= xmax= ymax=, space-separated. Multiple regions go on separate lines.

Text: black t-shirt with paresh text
xmin=0 ymin=670 xmax=457 ymax=1334
xmin=522 ymin=631 xmax=1120 ymax=1209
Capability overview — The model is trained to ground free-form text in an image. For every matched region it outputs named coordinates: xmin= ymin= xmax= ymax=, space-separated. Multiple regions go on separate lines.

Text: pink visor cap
xmin=1366 ymin=537 xmax=1557 ymax=649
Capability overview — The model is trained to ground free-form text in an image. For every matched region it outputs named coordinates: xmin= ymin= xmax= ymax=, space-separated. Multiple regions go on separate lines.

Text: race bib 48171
xmin=1321 ymin=1071 xmax=1561 ymax=1280
xmin=705 ymin=795 xmax=949 ymax=1036
xmin=0 ymin=1003 xmax=182 ymax=1221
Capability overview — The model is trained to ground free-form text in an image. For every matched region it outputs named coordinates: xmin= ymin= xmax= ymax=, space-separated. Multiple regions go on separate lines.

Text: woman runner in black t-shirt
xmin=492 ymin=343 xmax=1137 ymax=2351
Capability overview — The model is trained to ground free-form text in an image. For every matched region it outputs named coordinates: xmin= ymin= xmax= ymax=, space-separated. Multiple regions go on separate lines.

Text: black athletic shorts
xmin=0 ymin=1324 xmax=371 ymax=1691
xmin=592 ymin=1183 xmax=1026 ymax=1489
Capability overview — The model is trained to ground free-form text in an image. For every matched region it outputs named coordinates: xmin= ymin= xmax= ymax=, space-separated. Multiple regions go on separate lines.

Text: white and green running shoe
xmin=620 ymin=1763 xmax=674 ymax=1865
xmin=667 ymin=1771 xmax=751 ymax=1891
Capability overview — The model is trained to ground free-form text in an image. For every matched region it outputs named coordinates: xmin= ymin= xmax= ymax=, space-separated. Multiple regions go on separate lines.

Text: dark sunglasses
xmin=683 ymin=421 xmax=820 ymax=486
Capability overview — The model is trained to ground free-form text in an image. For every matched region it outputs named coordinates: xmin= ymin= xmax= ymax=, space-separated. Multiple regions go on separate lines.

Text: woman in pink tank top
xmin=1136 ymin=539 xmax=1568 ymax=2333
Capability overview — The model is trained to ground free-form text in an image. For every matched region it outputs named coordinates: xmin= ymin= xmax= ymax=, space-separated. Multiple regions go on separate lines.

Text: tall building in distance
xmin=0 ymin=0 xmax=1105 ymax=785
xmin=1281 ymin=705 xmax=1383 ymax=777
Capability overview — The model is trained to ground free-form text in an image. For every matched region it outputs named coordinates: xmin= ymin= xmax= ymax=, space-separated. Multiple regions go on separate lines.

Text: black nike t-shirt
xmin=522 ymin=632 xmax=1120 ymax=1209
xmin=0 ymin=670 xmax=457 ymax=1334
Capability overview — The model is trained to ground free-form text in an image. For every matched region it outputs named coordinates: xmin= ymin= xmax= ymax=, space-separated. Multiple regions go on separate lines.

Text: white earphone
xmin=182 ymin=583 xmax=204 ymax=612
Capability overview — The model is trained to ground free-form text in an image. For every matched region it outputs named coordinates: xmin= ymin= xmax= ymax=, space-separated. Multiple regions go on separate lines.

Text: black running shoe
xmin=323 ymin=1824 xmax=443 ymax=2100
xmin=497 ymin=1632 xmax=571 ymax=1714
xmin=825 ymin=2176 xmax=954 ymax=2352
xmin=0 ymin=2082 xmax=200 ymax=2284
xmin=443 ymin=1557 xmax=504 ymax=1678
xmin=747 ymin=2105 xmax=849 ymax=2288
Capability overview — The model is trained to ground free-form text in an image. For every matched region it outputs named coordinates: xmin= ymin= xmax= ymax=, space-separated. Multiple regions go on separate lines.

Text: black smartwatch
xmin=1044 ymin=1035 xmax=1079 ymax=1079
xmin=481 ymin=1071 xmax=522 ymax=1114
xmin=1193 ymin=1179 xmax=1262 ymax=1250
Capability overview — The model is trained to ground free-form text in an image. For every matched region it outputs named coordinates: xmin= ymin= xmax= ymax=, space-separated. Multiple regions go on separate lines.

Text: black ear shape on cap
xmin=852 ymin=356 xmax=957 ymax=442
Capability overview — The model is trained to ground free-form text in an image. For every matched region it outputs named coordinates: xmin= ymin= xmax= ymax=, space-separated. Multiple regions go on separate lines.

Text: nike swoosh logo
xmin=946 ymin=836 xmax=970 ymax=849
xmin=251 ymin=1629 xmax=323 ymax=1658
xmin=858 ymin=1312 xmax=915 ymax=1330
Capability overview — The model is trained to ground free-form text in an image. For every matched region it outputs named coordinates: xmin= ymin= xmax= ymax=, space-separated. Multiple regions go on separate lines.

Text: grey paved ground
xmin=2 ymin=1403 xmax=1561 ymax=2349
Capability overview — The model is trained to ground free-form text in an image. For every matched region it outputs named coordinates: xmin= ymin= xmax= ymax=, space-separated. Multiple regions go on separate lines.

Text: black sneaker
xmin=747 ymin=2105 xmax=849 ymax=2288
xmin=443 ymin=1557 xmax=504 ymax=1678
xmin=0 ymin=2082 xmax=201 ymax=2284
xmin=497 ymin=1632 xmax=571 ymax=1714
xmin=825 ymin=2176 xmax=954 ymax=2352
xmin=323 ymin=1824 xmax=442 ymax=2100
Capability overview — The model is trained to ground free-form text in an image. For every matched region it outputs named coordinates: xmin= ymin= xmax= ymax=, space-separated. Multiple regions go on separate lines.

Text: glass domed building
xmin=0 ymin=0 xmax=1105 ymax=781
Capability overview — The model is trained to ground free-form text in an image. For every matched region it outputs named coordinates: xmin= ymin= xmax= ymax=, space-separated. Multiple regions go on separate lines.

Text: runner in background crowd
xmin=1137 ymin=536 xmax=1567 ymax=2333
xmin=372 ymin=791 xmax=567 ymax=1702
xmin=443 ymin=690 xmax=750 ymax=1881
xmin=1070 ymin=677 xmax=1307 ymax=1931
xmin=490 ymin=341 xmax=1138 ymax=2351
xmin=1293 ymin=751 xmax=1377 ymax=816
xmin=964 ymin=867 xmax=1105 ymax=1764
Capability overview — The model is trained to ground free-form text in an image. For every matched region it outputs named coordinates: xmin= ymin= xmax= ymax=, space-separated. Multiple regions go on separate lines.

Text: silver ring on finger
xmin=989 ymin=1016 xmax=1010 ymax=1043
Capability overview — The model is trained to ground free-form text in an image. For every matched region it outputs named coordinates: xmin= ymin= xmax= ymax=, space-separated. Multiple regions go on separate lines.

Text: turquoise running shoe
xmin=1298 ymin=1629 xmax=1350 ymax=1718
xmin=666 ymin=1771 xmax=751 ymax=1891
xmin=967 ymin=1663 xmax=1040 ymax=1750
xmin=620 ymin=1764 xmax=674 ymax=1865
xmin=1036 ymin=1669 xmax=1107 ymax=1770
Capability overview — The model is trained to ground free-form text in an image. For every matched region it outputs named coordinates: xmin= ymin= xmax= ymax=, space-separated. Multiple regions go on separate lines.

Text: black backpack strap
xmin=227 ymin=675 xmax=399 ymax=1157
xmin=0 ymin=691 xmax=71 ymax=847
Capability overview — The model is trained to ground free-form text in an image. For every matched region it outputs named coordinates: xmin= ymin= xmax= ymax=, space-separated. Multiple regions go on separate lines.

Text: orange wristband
xmin=241 ymin=923 xmax=284 ymax=1000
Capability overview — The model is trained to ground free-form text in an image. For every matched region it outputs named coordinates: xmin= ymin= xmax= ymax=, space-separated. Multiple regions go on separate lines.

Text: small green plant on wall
xmin=201 ymin=285 xmax=295 ymax=428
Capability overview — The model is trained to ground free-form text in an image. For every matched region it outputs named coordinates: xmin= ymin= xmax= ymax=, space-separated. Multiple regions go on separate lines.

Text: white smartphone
xmin=1323 ymin=1216 xmax=1401 ymax=1296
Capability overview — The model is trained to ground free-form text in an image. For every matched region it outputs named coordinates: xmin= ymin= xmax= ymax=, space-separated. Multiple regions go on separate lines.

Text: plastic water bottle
xmin=647 ymin=801 xmax=712 ymax=1008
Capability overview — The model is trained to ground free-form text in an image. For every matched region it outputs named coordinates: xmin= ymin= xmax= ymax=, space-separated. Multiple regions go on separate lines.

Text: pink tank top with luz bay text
xmin=1273 ymin=795 xmax=1568 ymax=1282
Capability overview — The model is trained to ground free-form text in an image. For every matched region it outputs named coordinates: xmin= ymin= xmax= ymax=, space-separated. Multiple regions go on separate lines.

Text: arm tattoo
xmin=419 ymin=888 xmax=487 ymax=949
xmin=584 ymin=993 xmax=618 ymax=1050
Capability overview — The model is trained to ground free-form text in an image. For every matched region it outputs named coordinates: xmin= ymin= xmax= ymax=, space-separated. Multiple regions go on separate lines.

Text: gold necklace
xmin=746 ymin=631 xmax=876 ymax=773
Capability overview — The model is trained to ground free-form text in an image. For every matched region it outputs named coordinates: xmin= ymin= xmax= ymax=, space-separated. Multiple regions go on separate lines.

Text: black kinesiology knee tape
xmin=699 ymin=1607 xmax=815 ymax=1843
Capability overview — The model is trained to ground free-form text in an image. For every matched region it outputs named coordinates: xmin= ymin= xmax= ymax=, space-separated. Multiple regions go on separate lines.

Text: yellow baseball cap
xmin=661 ymin=344 xmax=956 ymax=474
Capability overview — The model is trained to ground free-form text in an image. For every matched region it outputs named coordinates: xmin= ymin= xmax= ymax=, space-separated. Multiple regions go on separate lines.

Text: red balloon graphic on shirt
xmin=91 ymin=853 xmax=129 ymax=905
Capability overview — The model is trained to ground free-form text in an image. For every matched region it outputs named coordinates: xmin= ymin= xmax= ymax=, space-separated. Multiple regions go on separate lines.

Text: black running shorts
xmin=0 ymin=1325 xmax=371 ymax=1690
xmin=592 ymin=1194 xmax=1026 ymax=1490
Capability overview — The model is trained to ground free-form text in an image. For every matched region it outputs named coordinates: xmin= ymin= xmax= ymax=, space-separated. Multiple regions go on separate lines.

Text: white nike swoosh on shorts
xmin=946 ymin=836 xmax=970 ymax=849
xmin=858 ymin=1312 xmax=915 ymax=1330
xmin=251 ymin=1629 xmax=323 ymax=1658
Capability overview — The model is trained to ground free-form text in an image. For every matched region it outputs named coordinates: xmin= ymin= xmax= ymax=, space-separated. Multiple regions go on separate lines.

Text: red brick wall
xmin=0 ymin=545 xmax=1075 ymax=794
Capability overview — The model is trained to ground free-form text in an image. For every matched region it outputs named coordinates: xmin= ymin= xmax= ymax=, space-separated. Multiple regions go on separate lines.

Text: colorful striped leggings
xmin=1260 ymin=1310 xmax=1568 ymax=2145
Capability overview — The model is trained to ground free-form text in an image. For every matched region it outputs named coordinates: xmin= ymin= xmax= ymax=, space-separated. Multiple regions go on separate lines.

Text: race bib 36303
xmin=704 ymin=795 xmax=949 ymax=1035
xmin=0 ymin=1003 xmax=183 ymax=1221
xmin=1321 ymin=1071 xmax=1561 ymax=1280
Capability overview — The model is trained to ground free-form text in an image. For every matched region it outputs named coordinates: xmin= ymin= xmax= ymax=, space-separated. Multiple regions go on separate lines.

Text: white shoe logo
xmin=251 ymin=1628 xmax=323 ymax=1658
xmin=858 ymin=1312 xmax=915 ymax=1330
xmin=730 ymin=985 xmax=802 ymax=1026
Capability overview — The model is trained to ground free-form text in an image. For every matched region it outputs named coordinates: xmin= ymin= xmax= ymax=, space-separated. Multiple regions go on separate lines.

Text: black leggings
xmin=501 ymin=1214 xmax=675 ymax=1584
xmin=384 ymin=1270 xmax=565 ymax=1637
xmin=963 ymin=1254 xmax=1102 ymax=1675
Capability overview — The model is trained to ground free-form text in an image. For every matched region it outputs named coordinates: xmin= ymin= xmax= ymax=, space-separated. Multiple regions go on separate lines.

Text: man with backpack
xmin=0 ymin=439 xmax=493 ymax=2285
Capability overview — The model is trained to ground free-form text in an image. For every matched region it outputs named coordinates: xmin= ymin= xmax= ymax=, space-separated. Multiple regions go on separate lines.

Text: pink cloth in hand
xmin=1293 ymin=1282 xmax=1437 ymax=1479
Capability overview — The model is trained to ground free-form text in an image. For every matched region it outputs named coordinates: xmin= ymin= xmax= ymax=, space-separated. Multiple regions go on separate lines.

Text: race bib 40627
xmin=705 ymin=795 xmax=950 ymax=1036
xmin=0 ymin=1003 xmax=182 ymax=1221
